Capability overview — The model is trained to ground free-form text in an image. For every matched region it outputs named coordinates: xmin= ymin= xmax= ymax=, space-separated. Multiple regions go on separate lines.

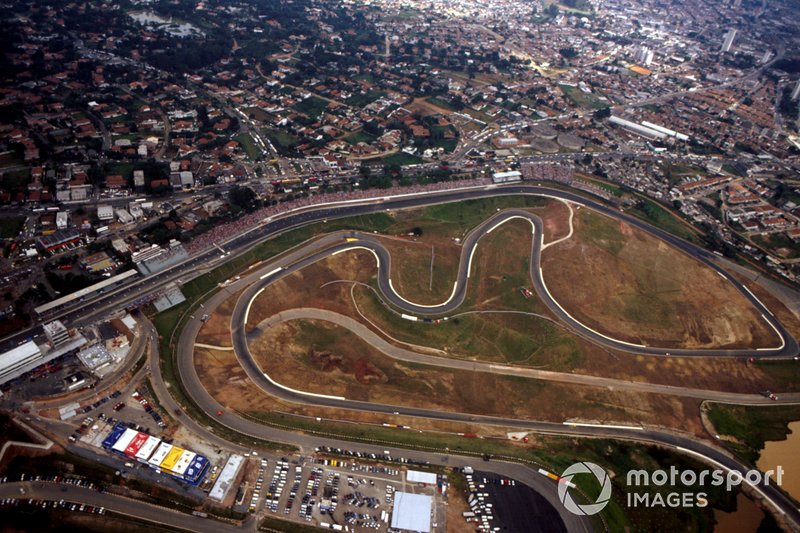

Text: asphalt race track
xmin=170 ymin=189 xmax=800 ymax=528
xmin=233 ymin=207 xmax=796 ymax=358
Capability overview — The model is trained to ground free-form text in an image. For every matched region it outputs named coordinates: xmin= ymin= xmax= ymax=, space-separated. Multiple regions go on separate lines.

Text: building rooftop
xmin=391 ymin=492 xmax=432 ymax=533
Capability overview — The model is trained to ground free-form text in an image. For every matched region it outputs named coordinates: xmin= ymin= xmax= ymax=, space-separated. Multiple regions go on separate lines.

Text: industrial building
xmin=0 ymin=341 xmax=43 ymax=386
xmin=391 ymin=492 xmax=432 ymax=533
xmin=132 ymin=243 xmax=188 ymax=275
xmin=34 ymin=270 xmax=139 ymax=316
xmin=36 ymin=229 xmax=82 ymax=254
xmin=492 ymin=170 xmax=522 ymax=184
xmin=609 ymin=116 xmax=667 ymax=140
xmin=209 ymin=454 xmax=244 ymax=502
xmin=97 ymin=205 xmax=114 ymax=222
xmin=43 ymin=320 xmax=71 ymax=347
xmin=721 ymin=29 xmax=737 ymax=53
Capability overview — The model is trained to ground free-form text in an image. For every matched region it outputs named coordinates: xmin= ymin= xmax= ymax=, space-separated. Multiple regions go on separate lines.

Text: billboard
xmin=159 ymin=446 xmax=185 ymax=472
xmin=124 ymin=432 xmax=150 ymax=457
xmin=101 ymin=423 xmax=127 ymax=449
xmin=111 ymin=428 xmax=138 ymax=454
xmin=148 ymin=443 xmax=173 ymax=468
xmin=171 ymin=450 xmax=196 ymax=476
xmin=135 ymin=436 xmax=161 ymax=462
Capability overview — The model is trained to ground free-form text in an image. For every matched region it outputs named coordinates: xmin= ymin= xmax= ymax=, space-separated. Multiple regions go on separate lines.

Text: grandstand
xmin=34 ymin=270 xmax=139 ymax=317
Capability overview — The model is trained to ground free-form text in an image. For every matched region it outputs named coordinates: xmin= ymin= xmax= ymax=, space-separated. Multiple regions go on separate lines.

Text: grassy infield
xmin=150 ymin=194 xmax=793 ymax=532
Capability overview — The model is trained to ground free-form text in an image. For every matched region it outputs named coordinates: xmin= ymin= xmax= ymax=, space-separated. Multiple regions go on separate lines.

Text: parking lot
xmin=231 ymin=453 xmax=449 ymax=531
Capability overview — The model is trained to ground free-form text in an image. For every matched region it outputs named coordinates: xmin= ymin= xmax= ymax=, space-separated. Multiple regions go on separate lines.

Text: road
xmin=243 ymin=307 xmax=800 ymax=404
xmin=230 ymin=206 xmax=797 ymax=358
xmin=7 ymin=184 xmax=796 ymax=359
xmin=165 ymin=195 xmax=800 ymax=527
xmin=177 ymin=288 xmax=800 ymax=529
xmin=0 ymin=482 xmax=245 ymax=533
xmin=8 ymin=186 xmax=800 ymax=528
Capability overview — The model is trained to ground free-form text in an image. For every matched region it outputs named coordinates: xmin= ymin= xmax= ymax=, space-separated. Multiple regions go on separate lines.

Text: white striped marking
xmin=263 ymin=373 xmax=346 ymax=401
xmin=260 ymin=267 xmax=283 ymax=280
xmin=564 ymin=422 xmax=644 ymax=431
xmin=333 ymin=246 xmax=380 ymax=269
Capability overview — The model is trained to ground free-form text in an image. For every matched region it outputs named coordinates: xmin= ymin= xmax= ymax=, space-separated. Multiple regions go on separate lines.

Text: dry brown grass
xmin=541 ymin=207 xmax=778 ymax=349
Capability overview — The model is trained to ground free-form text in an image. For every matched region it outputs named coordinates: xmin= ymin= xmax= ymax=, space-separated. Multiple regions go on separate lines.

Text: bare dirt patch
xmin=247 ymin=317 xmax=705 ymax=432
xmin=380 ymin=201 xmax=569 ymax=305
xmin=541 ymin=208 xmax=778 ymax=349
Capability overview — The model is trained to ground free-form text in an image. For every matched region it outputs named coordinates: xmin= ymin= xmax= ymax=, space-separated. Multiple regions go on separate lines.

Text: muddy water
xmin=757 ymin=420 xmax=800 ymax=501
xmin=714 ymin=493 xmax=765 ymax=533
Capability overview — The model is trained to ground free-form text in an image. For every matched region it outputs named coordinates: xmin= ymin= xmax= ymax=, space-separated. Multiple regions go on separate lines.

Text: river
xmin=757 ymin=420 xmax=800 ymax=501
xmin=713 ymin=493 xmax=764 ymax=533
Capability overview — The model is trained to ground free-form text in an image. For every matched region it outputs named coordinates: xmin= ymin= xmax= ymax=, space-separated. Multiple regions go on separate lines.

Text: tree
xmin=548 ymin=4 xmax=560 ymax=17
xmin=593 ymin=107 xmax=611 ymax=119
xmin=228 ymin=185 xmax=260 ymax=212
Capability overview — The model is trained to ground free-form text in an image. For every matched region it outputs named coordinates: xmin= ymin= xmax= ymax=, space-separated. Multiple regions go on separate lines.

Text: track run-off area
xmin=174 ymin=186 xmax=800 ymax=528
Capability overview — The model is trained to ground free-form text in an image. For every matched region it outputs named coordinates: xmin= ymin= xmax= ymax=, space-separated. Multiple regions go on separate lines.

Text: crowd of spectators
xmin=184 ymin=177 xmax=490 ymax=255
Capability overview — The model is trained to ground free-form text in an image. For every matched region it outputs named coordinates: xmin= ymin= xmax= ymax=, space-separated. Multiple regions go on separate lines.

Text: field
xmin=247 ymin=316 xmax=701 ymax=429
xmin=379 ymin=152 xmax=422 ymax=166
xmin=233 ymin=133 xmax=262 ymax=160
xmin=292 ymin=95 xmax=330 ymax=118
xmin=706 ymin=403 xmax=800 ymax=464
xmin=344 ymin=131 xmax=377 ymax=145
xmin=0 ymin=215 xmax=25 ymax=239
xmin=346 ymin=90 xmax=387 ymax=108
xmin=0 ymin=168 xmax=30 ymax=190
xmin=540 ymin=207 xmax=778 ymax=349
xmin=370 ymin=195 xmax=559 ymax=304
xmin=558 ymin=84 xmax=609 ymax=110
xmin=177 ymin=196 xmax=800 ymax=457
xmin=753 ymin=232 xmax=800 ymax=259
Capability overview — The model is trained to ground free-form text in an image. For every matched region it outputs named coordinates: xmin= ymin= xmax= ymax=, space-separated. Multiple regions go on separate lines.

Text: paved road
xmin=179 ymin=292 xmax=800 ymax=529
xmin=6 ymin=184 xmax=797 ymax=360
xmin=0 ymin=482 xmax=244 ymax=533
xmin=232 ymin=206 xmax=797 ymax=358
xmin=167 ymin=199 xmax=800 ymax=527
xmin=245 ymin=307 xmax=800 ymax=404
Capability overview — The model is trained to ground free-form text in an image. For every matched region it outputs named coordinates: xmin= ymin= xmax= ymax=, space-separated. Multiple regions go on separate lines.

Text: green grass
xmin=559 ymin=84 xmax=609 ymax=110
xmin=754 ymin=359 xmax=800 ymax=390
xmin=346 ymin=90 xmax=386 ymax=108
xmin=292 ymin=95 xmax=330 ymax=118
xmin=344 ymin=131 xmax=377 ymax=145
xmin=626 ymin=198 xmax=699 ymax=243
xmin=426 ymin=96 xmax=458 ymax=111
xmin=0 ymin=215 xmax=25 ymax=239
xmin=263 ymin=129 xmax=299 ymax=150
xmin=380 ymin=152 xmax=422 ymax=166
xmin=106 ymin=162 xmax=137 ymax=180
xmin=753 ymin=233 xmax=800 ymax=259
xmin=0 ymin=168 xmax=30 ymax=189
xmin=706 ymin=403 xmax=800 ymax=464
xmin=580 ymin=209 xmax=626 ymax=255
xmin=234 ymin=133 xmax=262 ymax=161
